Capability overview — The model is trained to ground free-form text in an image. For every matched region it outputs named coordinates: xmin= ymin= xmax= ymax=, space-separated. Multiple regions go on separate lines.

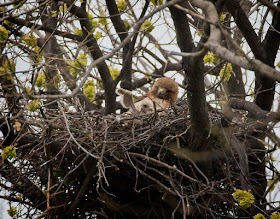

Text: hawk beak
xmin=157 ymin=87 xmax=166 ymax=97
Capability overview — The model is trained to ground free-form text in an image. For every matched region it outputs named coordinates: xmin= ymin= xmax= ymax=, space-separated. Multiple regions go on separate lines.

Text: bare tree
xmin=0 ymin=0 xmax=280 ymax=218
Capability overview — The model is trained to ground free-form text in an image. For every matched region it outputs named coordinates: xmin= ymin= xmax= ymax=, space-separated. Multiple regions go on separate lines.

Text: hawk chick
xmin=117 ymin=77 xmax=178 ymax=114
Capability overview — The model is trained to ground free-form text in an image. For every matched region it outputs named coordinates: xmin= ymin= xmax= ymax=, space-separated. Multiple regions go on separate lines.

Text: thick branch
xmin=105 ymin=0 xmax=128 ymax=41
xmin=40 ymin=10 xmax=60 ymax=99
xmin=263 ymin=2 xmax=280 ymax=67
xmin=257 ymin=0 xmax=280 ymax=13
xmin=225 ymin=0 xmax=264 ymax=60
xmin=228 ymin=97 xmax=280 ymax=122
xmin=54 ymin=0 xmax=116 ymax=114
xmin=5 ymin=16 xmax=83 ymax=42
xmin=115 ymin=1 xmax=150 ymax=90
xmin=169 ymin=1 xmax=210 ymax=145
xmin=68 ymin=163 xmax=96 ymax=214
xmin=226 ymin=0 xmax=277 ymax=111
xmin=254 ymin=2 xmax=280 ymax=110
xmin=203 ymin=40 xmax=280 ymax=81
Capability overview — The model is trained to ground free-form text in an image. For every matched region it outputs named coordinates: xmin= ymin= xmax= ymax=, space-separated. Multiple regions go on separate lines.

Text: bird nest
xmin=20 ymin=99 xmax=247 ymax=217
xmin=53 ymin=99 xmax=224 ymax=158
xmin=53 ymin=100 xmax=195 ymax=161
xmin=2 ymin=96 xmax=272 ymax=218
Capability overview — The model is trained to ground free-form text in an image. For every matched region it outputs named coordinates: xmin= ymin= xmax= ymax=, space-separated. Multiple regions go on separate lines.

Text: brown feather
xmin=116 ymin=77 xmax=178 ymax=114
xmin=147 ymin=77 xmax=178 ymax=105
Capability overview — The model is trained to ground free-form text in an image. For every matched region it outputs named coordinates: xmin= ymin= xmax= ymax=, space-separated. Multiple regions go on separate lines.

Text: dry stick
xmin=134 ymin=157 xmax=179 ymax=187
xmin=40 ymin=138 xmax=71 ymax=168
xmin=174 ymin=190 xmax=187 ymax=219
xmin=55 ymin=154 xmax=89 ymax=193
xmin=0 ymin=195 xmax=31 ymax=205
xmin=174 ymin=3 xmax=213 ymax=23
xmin=35 ymin=204 xmax=65 ymax=219
xmin=47 ymin=167 xmax=50 ymax=209
xmin=166 ymin=170 xmax=188 ymax=219
xmin=133 ymin=166 xmax=177 ymax=196
xmin=58 ymin=102 xmax=99 ymax=159
xmin=68 ymin=165 xmax=96 ymax=214
xmin=128 ymin=152 xmax=205 ymax=185
xmin=257 ymin=0 xmax=280 ymax=13
xmin=96 ymin=119 xmax=109 ymax=188
xmin=264 ymin=174 xmax=280 ymax=198
xmin=172 ymin=198 xmax=183 ymax=219
xmin=125 ymin=150 xmax=177 ymax=196
xmin=168 ymin=49 xmax=206 ymax=57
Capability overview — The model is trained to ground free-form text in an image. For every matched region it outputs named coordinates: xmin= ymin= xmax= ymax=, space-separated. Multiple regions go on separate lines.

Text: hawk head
xmin=147 ymin=77 xmax=178 ymax=104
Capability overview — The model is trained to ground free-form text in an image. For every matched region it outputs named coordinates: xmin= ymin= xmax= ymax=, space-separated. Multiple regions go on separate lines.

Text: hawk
xmin=116 ymin=77 xmax=178 ymax=114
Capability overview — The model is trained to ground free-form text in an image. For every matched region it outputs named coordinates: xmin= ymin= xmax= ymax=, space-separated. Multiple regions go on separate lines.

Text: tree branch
xmin=68 ymin=162 xmax=96 ymax=214
xmin=106 ymin=0 xmax=128 ymax=42
xmin=225 ymin=0 xmax=264 ymax=59
xmin=254 ymin=2 xmax=280 ymax=110
xmin=54 ymin=0 xmax=116 ymax=114
xmin=5 ymin=16 xmax=83 ymax=42
xmin=228 ymin=97 xmax=280 ymax=122
xmin=169 ymin=0 xmax=211 ymax=145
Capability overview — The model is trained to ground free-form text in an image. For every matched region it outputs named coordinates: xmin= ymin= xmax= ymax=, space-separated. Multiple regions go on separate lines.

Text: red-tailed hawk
xmin=116 ymin=77 xmax=178 ymax=114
